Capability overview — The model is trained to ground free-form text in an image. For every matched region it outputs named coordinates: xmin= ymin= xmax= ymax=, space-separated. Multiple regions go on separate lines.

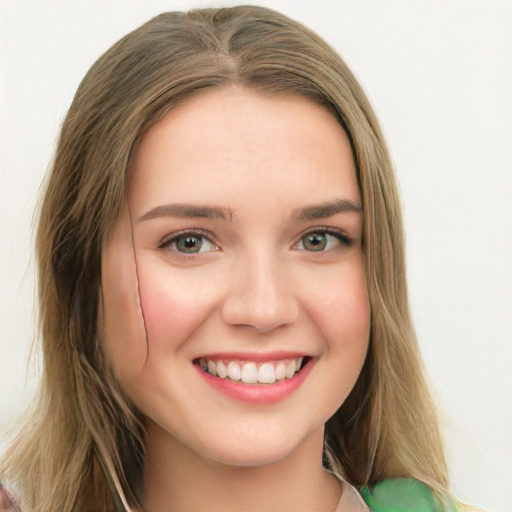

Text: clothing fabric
xmin=359 ymin=478 xmax=454 ymax=512
xmin=0 ymin=484 xmax=20 ymax=512
xmin=335 ymin=477 xmax=454 ymax=512
xmin=357 ymin=479 xmax=483 ymax=512
xmin=335 ymin=479 xmax=370 ymax=511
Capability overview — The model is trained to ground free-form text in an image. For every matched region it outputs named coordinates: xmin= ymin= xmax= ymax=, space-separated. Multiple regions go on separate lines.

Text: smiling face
xmin=101 ymin=87 xmax=370 ymax=468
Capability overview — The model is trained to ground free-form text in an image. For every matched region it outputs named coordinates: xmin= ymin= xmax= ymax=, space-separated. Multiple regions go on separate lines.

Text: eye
xmin=295 ymin=230 xmax=350 ymax=252
xmin=159 ymin=231 xmax=218 ymax=254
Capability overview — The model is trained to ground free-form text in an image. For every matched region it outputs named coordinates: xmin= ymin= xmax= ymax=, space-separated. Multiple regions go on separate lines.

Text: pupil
xmin=305 ymin=233 xmax=327 ymax=251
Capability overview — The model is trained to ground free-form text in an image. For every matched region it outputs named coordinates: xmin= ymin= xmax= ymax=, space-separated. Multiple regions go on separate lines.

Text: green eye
xmin=160 ymin=232 xmax=218 ymax=254
xmin=302 ymin=233 xmax=328 ymax=251
xmin=176 ymin=235 xmax=204 ymax=253
xmin=296 ymin=230 xmax=350 ymax=252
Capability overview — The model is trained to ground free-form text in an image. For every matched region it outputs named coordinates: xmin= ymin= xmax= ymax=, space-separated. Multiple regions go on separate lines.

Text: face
xmin=101 ymin=87 xmax=370 ymax=467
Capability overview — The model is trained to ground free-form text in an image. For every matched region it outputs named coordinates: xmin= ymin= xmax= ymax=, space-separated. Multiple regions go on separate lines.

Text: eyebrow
xmin=137 ymin=198 xmax=361 ymax=223
xmin=138 ymin=203 xmax=232 ymax=222
xmin=290 ymin=198 xmax=361 ymax=220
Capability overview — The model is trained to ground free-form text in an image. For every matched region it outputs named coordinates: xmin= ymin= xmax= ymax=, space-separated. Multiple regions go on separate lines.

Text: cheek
xmin=136 ymin=262 xmax=218 ymax=349
xmin=304 ymin=257 xmax=370 ymax=352
xmin=319 ymin=259 xmax=370 ymax=409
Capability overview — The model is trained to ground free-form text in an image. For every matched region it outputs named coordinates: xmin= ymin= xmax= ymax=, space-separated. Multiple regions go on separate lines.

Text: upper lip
xmin=193 ymin=351 xmax=310 ymax=362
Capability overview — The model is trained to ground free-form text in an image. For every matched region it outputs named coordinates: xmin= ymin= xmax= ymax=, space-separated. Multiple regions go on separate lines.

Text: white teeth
xmin=240 ymin=362 xmax=258 ymax=384
xmin=227 ymin=361 xmax=241 ymax=381
xmin=285 ymin=360 xmax=296 ymax=379
xmin=275 ymin=362 xmax=286 ymax=380
xmin=258 ymin=362 xmax=276 ymax=384
xmin=216 ymin=360 xmax=228 ymax=379
xmin=198 ymin=357 xmax=306 ymax=384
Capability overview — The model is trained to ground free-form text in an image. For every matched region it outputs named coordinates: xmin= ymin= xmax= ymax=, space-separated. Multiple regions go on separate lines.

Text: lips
xmin=193 ymin=354 xmax=313 ymax=404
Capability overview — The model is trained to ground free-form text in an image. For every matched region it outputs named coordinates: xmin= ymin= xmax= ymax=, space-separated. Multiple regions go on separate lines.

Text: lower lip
xmin=195 ymin=358 xmax=315 ymax=405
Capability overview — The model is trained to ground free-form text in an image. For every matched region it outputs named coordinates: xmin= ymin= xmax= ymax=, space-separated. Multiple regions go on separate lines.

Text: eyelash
xmin=294 ymin=227 xmax=352 ymax=251
xmin=157 ymin=227 xmax=352 ymax=255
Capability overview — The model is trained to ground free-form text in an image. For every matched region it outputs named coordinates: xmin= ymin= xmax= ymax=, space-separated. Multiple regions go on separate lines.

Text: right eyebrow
xmin=137 ymin=203 xmax=233 ymax=223
xmin=290 ymin=198 xmax=362 ymax=221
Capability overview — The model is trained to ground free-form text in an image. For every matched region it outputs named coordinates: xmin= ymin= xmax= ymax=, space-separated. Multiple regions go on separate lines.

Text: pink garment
xmin=335 ymin=479 xmax=370 ymax=511
xmin=0 ymin=485 xmax=20 ymax=512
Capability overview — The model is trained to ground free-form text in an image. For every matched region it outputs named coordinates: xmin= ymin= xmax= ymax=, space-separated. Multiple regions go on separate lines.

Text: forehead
xmin=127 ymin=87 xmax=359 ymax=216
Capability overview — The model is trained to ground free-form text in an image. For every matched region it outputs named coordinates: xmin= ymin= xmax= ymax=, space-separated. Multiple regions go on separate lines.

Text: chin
xmin=210 ymin=445 xmax=293 ymax=468
xmin=206 ymin=449 xmax=297 ymax=469
xmin=195 ymin=421 xmax=321 ymax=469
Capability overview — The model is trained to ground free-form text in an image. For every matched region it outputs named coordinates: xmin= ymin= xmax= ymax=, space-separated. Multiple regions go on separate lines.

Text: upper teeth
xmin=199 ymin=357 xmax=304 ymax=384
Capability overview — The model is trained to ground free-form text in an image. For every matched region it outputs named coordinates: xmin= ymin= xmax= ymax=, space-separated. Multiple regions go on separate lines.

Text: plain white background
xmin=0 ymin=1 xmax=510 ymax=510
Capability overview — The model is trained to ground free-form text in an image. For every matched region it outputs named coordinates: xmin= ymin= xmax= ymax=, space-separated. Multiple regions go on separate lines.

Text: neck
xmin=142 ymin=422 xmax=341 ymax=512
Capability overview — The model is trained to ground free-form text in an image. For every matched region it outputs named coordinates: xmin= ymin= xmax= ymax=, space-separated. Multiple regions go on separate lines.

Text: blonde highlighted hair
xmin=1 ymin=6 xmax=449 ymax=511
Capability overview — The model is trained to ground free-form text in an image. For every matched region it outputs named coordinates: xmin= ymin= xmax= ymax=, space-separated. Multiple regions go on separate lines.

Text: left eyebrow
xmin=290 ymin=198 xmax=362 ymax=221
xmin=137 ymin=203 xmax=233 ymax=223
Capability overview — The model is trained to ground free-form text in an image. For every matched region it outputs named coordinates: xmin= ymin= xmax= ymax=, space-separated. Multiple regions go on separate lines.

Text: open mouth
xmin=194 ymin=356 xmax=311 ymax=385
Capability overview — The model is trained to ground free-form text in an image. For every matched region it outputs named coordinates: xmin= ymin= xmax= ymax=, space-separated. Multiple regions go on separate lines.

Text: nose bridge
xmin=221 ymin=244 xmax=299 ymax=332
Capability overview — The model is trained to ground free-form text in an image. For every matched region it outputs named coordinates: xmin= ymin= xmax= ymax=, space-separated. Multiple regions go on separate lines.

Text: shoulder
xmin=359 ymin=478 xmax=483 ymax=512
xmin=0 ymin=484 xmax=21 ymax=512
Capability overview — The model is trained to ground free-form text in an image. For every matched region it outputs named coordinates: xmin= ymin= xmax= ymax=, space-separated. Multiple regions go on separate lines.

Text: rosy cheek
xmin=310 ymin=263 xmax=370 ymax=346
xmin=136 ymin=265 xmax=216 ymax=351
xmin=138 ymin=282 xmax=187 ymax=344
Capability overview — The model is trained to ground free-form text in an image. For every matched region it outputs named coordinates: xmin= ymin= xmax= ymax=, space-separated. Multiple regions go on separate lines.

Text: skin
xmin=101 ymin=87 xmax=370 ymax=511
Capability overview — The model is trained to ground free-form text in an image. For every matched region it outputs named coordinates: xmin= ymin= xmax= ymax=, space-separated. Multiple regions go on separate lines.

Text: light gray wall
xmin=1 ymin=1 xmax=510 ymax=510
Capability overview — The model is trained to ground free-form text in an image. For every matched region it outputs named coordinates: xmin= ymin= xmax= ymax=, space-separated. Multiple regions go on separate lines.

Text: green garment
xmin=360 ymin=478 xmax=456 ymax=512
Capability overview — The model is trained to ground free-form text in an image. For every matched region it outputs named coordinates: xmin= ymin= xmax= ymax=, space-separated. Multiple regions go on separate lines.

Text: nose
xmin=221 ymin=252 xmax=299 ymax=333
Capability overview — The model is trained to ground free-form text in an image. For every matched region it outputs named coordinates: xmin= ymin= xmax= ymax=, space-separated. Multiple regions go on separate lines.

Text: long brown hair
xmin=1 ymin=6 xmax=448 ymax=511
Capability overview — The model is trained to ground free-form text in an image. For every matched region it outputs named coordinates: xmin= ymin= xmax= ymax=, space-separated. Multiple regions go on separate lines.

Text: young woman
xmin=0 ymin=5 xmax=474 ymax=511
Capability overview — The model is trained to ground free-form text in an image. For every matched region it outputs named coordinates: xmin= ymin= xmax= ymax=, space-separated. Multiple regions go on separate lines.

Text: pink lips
xmin=194 ymin=354 xmax=314 ymax=405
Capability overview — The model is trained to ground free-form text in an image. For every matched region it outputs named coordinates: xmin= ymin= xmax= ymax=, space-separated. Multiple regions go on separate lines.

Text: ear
xmin=100 ymin=205 xmax=148 ymax=375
